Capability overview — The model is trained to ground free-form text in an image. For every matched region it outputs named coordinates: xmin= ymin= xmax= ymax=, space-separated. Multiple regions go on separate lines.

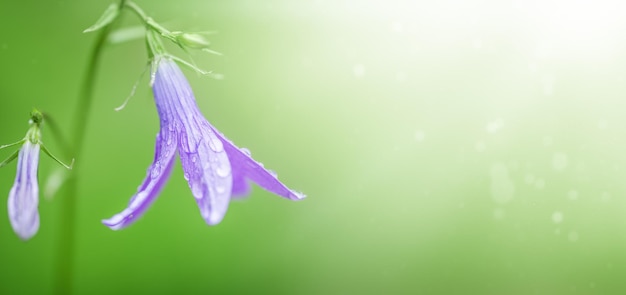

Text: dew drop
xmin=240 ymin=147 xmax=252 ymax=156
xmin=191 ymin=184 xmax=203 ymax=198
xmin=215 ymin=165 xmax=231 ymax=177
xmin=151 ymin=162 xmax=161 ymax=178
xmin=293 ymin=191 xmax=306 ymax=199
xmin=268 ymin=169 xmax=278 ymax=178
xmin=183 ymin=173 xmax=190 ymax=181
xmin=209 ymin=139 xmax=224 ymax=152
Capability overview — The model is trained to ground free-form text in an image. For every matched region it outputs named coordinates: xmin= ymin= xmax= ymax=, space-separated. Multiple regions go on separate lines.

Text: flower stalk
xmin=53 ymin=1 xmax=126 ymax=294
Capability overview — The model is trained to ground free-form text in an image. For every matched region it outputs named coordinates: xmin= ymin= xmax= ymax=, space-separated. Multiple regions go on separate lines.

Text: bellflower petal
xmin=230 ymin=168 xmax=252 ymax=198
xmin=153 ymin=59 xmax=233 ymax=225
xmin=104 ymin=57 xmax=303 ymax=229
xmin=211 ymin=128 xmax=306 ymax=201
xmin=102 ymin=128 xmax=176 ymax=230
xmin=8 ymin=141 xmax=40 ymax=240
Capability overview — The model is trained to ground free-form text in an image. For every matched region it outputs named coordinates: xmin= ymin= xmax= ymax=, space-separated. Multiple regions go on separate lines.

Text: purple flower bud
xmin=8 ymin=141 xmax=41 ymax=240
xmin=103 ymin=58 xmax=305 ymax=230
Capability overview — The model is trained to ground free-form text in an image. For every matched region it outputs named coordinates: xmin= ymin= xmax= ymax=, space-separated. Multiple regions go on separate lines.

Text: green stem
xmin=52 ymin=1 xmax=126 ymax=294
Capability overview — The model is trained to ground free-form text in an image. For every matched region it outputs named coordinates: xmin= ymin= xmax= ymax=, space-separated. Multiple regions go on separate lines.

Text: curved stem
xmin=53 ymin=1 xmax=126 ymax=294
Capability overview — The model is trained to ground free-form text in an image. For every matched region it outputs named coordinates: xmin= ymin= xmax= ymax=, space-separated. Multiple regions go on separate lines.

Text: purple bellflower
xmin=103 ymin=57 xmax=305 ymax=230
xmin=7 ymin=140 xmax=40 ymax=241
xmin=1 ymin=110 xmax=72 ymax=240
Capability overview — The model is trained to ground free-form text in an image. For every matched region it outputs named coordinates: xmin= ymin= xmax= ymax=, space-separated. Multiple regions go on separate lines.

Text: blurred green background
xmin=2 ymin=0 xmax=626 ymax=294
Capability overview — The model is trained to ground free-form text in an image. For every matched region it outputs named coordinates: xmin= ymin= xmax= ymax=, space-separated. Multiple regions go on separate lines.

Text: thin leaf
xmin=83 ymin=3 xmax=120 ymax=33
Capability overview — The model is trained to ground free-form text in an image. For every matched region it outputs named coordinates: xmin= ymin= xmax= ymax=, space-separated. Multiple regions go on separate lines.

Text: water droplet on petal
xmin=293 ymin=191 xmax=306 ymax=199
xmin=191 ymin=184 xmax=203 ymax=199
xmin=151 ymin=162 xmax=161 ymax=178
xmin=268 ymin=169 xmax=278 ymax=178
xmin=183 ymin=173 xmax=190 ymax=181
xmin=240 ymin=147 xmax=251 ymax=156
xmin=191 ymin=156 xmax=197 ymax=163
xmin=208 ymin=138 xmax=224 ymax=152
xmin=215 ymin=165 xmax=231 ymax=177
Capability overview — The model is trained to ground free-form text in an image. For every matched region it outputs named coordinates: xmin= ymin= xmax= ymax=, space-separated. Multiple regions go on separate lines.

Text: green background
xmin=2 ymin=0 xmax=626 ymax=294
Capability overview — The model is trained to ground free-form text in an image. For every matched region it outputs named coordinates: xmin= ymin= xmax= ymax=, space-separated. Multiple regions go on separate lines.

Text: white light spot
xmin=568 ymin=231 xmax=579 ymax=242
xmin=552 ymin=211 xmax=564 ymax=224
xmin=475 ymin=141 xmax=486 ymax=152
xmin=597 ymin=119 xmax=609 ymax=130
xmin=490 ymin=162 xmax=515 ymax=204
xmin=353 ymin=64 xmax=366 ymax=78
xmin=486 ymin=118 xmax=504 ymax=133
xmin=414 ymin=130 xmax=425 ymax=142
xmin=568 ymin=190 xmax=579 ymax=201
xmin=390 ymin=21 xmax=403 ymax=33
xmin=535 ymin=179 xmax=545 ymax=189
xmin=552 ymin=152 xmax=569 ymax=171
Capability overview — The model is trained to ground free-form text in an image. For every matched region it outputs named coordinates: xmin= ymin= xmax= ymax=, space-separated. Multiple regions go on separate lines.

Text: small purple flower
xmin=103 ymin=58 xmax=305 ymax=230
xmin=1 ymin=110 xmax=72 ymax=240
xmin=8 ymin=141 xmax=41 ymax=240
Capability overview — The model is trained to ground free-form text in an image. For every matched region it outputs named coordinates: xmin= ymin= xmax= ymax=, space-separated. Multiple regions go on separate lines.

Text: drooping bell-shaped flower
xmin=1 ymin=110 xmax=72 ymax=240
xmin=7 ymin=139 xmax=41 ymax=240
xmin=102 ymin=56 xmax=305 ymax=230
